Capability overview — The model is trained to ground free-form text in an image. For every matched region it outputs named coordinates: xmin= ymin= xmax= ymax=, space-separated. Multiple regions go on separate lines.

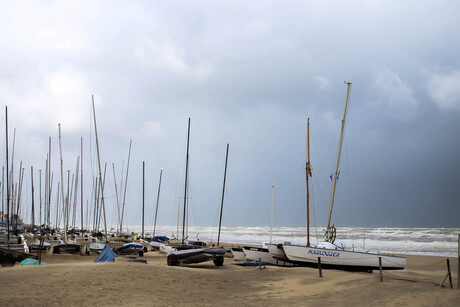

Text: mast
xmin=270 ymin=185 xmax=274 ymax=244
xmin=66 ymin=169 xmax=71 ymax=236
xmin=217 ymin=143 xmax=229 ymax=246
xmin=182 ymin=117 xmax=190 ymax=244
xmin=153 ymin=168 xmax=164 ymax=237
xmin=39 ymin=169 xmax=42 ymax=227
xmin=58 ymin=124 xmax=66 ymax=242
xmin=176 ymin=201 xmax=180 ymax=240
xmin=112 ymin=163 xmax=121 ymax=231
xmin=325 ymin=82 xmax=352 ymax=242
xmin=119 ymin=140 xmax=132 ymax=234
xmin=142 ymin=161 xmax=145 ymax=239
xmin=306 ymin=118 xmax=312 ymax=246
xmin=92 ymin=95 xmax=108 ymax=242
xmin=5 ymin=107 xmax=10 ymax=244
xmin=80 ymin=137 xmax=84 ymax=232
xmin=31 ymin=166 xmax=35 ymax=228
xmin=47 ymin=137 xmax=51 ymax=228
xmin=1 ymin=167 xmax=3 ymax=226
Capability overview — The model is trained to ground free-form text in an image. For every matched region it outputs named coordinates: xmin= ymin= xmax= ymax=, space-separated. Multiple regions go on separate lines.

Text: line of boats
xmin=1 ymin=83 xmax=407 ymax=271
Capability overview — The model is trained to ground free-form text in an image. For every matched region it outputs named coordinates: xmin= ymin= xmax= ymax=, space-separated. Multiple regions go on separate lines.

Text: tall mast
xmin=31 ymin=166 xmax=35 ymax=227
xmin=47 ymin=137 xmax=51 ymax=227
xmin=306 ymin=118 xmax=312 ymax=246
xmin=270 ymin=185 xmax=274 ymax=244
xmin=5 ymin=107 xmax=10 ymax=244
xmin=119 ymin=140 xmax=132 ymax=234
xmin=58 ymin=124 xmax=66 ymax=242
xmin=80 ymin=137 xmax=84 ymax=232
xmin=66 ymin=169 xmax=71 ymax=236
xmin=153 ymin=168 xmax=164 ymax=237
xmin=217 ymin=143 xmax=229 ymax=246
xmin=1 ymin=167 xmax=4 ymax=226
xmin=39 ymin=169 xmax=42 ymax=227
xmin=182 ymin=117 xmax=190 ymax=244
xmin=142 ymin=161 xmax=145 ymax=238
xmin=112 ymin=163 xmax=121 ymax=231
xmin=326 ymin=82 xmax=352 ymax=241
xmin=92 ymin=95 xmax=108 ymax=242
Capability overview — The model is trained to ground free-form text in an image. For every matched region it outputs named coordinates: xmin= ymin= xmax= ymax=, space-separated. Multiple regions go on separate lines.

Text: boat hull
xmin=242 ymin=246 xmax=278 ymax=265
xmin=283 ymin=244 xmax=406 ymax=270
xmin=266 ymin=243 xmax=295 ymax=266
xmin=230 ymin=247 xmax=245 ymax=261
xmin=167 ymin=247 xmax=226 ymax=265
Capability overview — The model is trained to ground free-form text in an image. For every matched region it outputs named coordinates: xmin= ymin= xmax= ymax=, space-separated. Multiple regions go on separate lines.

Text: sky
xmin=0 ymin=1 xmax=459 ymax=230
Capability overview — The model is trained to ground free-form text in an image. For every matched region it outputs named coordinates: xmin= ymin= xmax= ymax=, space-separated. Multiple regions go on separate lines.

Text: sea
xmin=123 ymin=225 xmax=460 ymax=258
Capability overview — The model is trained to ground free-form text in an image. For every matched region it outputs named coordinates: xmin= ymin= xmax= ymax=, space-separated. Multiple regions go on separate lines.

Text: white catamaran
xmin=283 ymin=82 xmax=406 ymax=271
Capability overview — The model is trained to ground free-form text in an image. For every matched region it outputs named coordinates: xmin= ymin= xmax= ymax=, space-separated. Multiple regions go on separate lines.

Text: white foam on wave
xmin=122 ymin=225 xmax=459 ymax=257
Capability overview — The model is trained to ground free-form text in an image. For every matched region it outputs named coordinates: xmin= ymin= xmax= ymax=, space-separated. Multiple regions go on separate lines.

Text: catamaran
xmin=283 ymin=83 xmax=406 ymax=271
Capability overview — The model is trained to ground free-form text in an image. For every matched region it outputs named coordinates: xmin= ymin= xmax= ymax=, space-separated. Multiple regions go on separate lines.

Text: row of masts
xmin=1 ymin=103 xmax=212 ymax=246
xmin=0 ymin=98 xmax=141 ymax=243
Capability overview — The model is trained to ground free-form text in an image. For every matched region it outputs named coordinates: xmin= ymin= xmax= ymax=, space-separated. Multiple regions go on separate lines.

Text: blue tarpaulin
xmin=94 ymin=244 xmax=118 ymax=263
xmin=20 ymin=258 xmax=47 ymax=266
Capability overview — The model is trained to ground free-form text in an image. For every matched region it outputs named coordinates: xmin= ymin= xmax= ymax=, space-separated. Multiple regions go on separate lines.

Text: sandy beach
xmin=0 ymin=250 xmax=459 ymax=306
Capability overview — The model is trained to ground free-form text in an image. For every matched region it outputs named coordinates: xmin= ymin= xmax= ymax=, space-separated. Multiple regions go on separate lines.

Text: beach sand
xmin=0 ymin=251 xmax=459 ymax=306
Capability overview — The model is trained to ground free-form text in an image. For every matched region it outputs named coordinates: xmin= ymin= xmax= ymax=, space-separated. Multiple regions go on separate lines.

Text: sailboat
xmin=283 ymin=83 xmax=406 ymax=271
xmin=166 ymin=118 xmax=226 ymax=266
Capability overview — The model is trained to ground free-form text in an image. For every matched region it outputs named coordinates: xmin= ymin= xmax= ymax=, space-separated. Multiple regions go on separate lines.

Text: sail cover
xmin=94 ymin=244 xmax=118 ymax=263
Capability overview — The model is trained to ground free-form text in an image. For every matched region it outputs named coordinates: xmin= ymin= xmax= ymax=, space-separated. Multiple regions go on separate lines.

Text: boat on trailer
xmin=167 ymin=247 xmax=226 ymax=266
xmin=115 ymin=242 xmax=144 ymax=256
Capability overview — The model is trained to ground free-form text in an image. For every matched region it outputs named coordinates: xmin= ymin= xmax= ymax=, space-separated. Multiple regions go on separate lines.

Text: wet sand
xmin=0 ymin=251 xmax=459 ymax=306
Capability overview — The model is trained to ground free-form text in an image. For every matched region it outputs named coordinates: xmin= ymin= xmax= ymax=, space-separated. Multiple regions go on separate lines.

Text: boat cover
xmin=94 ymin=244 xmax=118 ymax=263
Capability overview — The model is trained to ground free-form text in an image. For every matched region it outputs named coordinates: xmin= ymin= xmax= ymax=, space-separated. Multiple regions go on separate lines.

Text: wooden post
xmin=379 ymin=257 xmax=383 ymax=282
xmin=318 ymin=257 xmax=323 ymax=277
xmin=447 ymin=259 xmax=453 ymax=289
xmin=259 ymin=258 xmax=262 ymax=269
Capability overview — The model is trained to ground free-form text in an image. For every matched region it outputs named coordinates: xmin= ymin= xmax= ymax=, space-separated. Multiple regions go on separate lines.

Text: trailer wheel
xmin=213 ymin=256 xmax=224 ymax=266
xmin=167 ymin=254 xmax=178 ymax=266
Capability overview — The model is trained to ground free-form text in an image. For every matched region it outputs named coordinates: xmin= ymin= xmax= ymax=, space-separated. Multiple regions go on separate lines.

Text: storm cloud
xmin=1 ymin=1 xmax=459 ymax=229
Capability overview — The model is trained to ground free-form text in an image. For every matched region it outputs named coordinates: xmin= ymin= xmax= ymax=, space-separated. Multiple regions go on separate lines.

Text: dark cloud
xmin=1 ymin=1 xmax=459 ymax=228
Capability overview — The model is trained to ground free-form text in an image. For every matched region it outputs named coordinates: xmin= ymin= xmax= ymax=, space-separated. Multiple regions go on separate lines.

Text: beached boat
xmin=52 ymin=243 xmax=82 ymax=254
xmin=231 ymin=247 xmax=246 ymax=261
xmin=148 ymin=235 xmax=168 ymax=250
xmin=89 ymin=242 xmax=106 ymax=253
xmin=0 ymin=234 xmax=29 ymax=254
xmin=29 ymin=239 xmax=52 ymax=253
xmin=266 ymin=242 xmax=292 ymax=264
xmin=167 ymin=247 xmax=226 ymax=266
xmin=115 ymin=242 xmax=144 ymax=256
xmin=283 ymin=83 xmax=406 ymax=271
xmin=242 ymin=246 xmax=278 ymax=265
xmin=283 ymin=242 xmax=405 ymax=270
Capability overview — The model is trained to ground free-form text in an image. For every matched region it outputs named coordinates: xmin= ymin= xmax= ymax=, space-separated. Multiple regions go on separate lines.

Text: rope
xmin=384 ymin=271 xmax=446 ymax=282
